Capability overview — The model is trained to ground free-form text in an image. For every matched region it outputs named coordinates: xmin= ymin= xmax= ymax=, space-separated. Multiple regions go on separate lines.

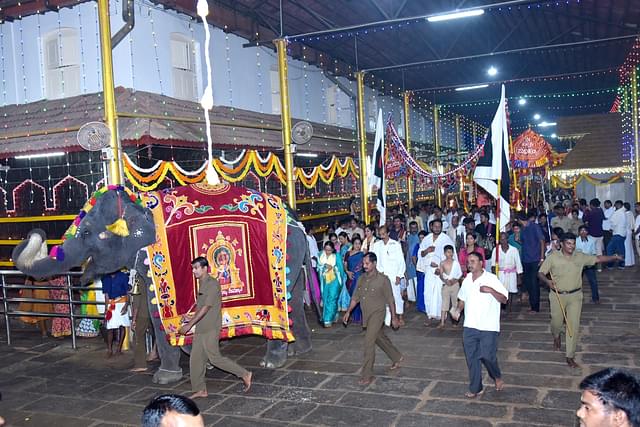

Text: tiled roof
xmin=552 ymin=113 xmax=622 ymax=171
xmin=0 ymin=87 xmax=361 ymax=158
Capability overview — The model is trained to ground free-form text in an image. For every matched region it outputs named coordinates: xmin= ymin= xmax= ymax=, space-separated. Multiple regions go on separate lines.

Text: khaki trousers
xmin=362 ymin=311 xmax=402 ymax=378
xmin=549 ymin=291 xmax=582 ymax=358
xmin=190 ymin=331 xmax=248 ymax=392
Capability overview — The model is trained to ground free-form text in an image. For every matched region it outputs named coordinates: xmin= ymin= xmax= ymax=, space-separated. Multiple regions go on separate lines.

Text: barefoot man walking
xmin=343 ymin=252 xmax=402 ymax=385
xmin=179 ymin=257 xmax=252 ymax=398
xmin=453 ymin=251 xmax=507 ymax=398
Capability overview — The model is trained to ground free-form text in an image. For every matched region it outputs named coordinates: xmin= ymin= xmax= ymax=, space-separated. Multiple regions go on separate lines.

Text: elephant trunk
xmin=13 ymin=233 xmax=87 ymax=280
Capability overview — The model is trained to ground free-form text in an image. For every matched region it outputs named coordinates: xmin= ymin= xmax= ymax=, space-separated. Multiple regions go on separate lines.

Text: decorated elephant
xmin=13 ymin=183 xmax=313 ymax=384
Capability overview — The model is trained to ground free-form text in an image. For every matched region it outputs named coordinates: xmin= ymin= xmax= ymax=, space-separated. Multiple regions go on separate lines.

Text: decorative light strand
xmin=149 ymin=8 xmax=164 ymax=94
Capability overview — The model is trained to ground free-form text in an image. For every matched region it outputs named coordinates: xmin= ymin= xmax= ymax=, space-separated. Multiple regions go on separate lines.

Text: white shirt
xmin=610 ymin=207 xmax=627 ymax=237
xmin=576 ymin=235 xmax=596 ymax=256
xmin=625 ymin=210 xmax=634 ymax=233
xmin=417 ymin=233 xmax=456 ymax=273
xmin=372 ymin=239 xmax=406 ymax=281
xmin=602 ymin=207 xmax=614 ymax=231
xmin=306 ymin=234 xmax=319 ymax=267
xmin=427 ymin=214 xmax=450 ymax=232
xmin=441 ymin=259 xmax=463 ymax=281
xmin=458 ymin=271 xmax=507 ymax=332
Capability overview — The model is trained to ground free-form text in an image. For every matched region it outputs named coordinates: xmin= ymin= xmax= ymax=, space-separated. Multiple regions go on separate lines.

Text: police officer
xmin=179 ymin=257 xmax=252 ymax=398
xmin=538 ymin=233 xmax=622 ymax=368
xmin=343 ymin=252 xmax=402 ymax=385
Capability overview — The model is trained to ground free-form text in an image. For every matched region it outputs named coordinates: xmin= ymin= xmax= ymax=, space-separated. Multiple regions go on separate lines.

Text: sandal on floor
xmin=465 ymin=389 xmax=484 ymax=399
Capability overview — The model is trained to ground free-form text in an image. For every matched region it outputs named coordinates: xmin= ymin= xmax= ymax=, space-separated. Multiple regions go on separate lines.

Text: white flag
xmin=369 ymin=109 xmax=386 ymax=227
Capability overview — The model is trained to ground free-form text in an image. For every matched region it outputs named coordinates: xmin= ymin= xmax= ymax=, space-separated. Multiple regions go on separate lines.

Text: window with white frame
xmin=43 ymin=28 xmax=81 ymax=99
xmin=270 ymin=67 xmax=281 ymax=114
xmin=326 ymin=83 xmax=338 ymax=125
xmin=170 ymin=33 xmax=197 ymax=101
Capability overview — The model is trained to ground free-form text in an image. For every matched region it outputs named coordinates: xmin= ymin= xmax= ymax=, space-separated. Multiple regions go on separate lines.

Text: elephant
xmin=13 ymin=184 xmax=314 ymax=384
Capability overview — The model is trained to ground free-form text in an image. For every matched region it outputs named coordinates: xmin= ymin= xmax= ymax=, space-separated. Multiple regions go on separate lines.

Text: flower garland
xmin=122 ymin=151 xmax=359 ymax=191
xmin=386 ymin=119 xmax=485 ymax=183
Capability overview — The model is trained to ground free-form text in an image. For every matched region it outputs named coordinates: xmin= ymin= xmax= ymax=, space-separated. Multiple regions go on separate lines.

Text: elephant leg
xmin=288 ymin=268 xmax=312 ymax=357
xmin=261 ymin=340 xmax=288 ymax=369
xmin=147 ymin=290 xmax=183 ymax=384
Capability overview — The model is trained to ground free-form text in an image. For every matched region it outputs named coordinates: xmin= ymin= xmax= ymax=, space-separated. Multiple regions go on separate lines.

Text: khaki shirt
xmin=195 ymin=274 xmax=222 ymax=334
xmin=352 ymin=271 xmax=395 ymax=327
xmin=539 ymin=250 xmax=597 ymax=292
xmin=550 ymin=216 xmax=573 ymax=234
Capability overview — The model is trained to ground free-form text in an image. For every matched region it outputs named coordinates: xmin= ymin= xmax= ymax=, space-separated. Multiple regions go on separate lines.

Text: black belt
xmin=557 ymin=288 xmax=581 ymax=295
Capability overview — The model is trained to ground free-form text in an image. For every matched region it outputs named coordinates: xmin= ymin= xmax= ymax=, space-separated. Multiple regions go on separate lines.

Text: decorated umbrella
xmin=510 ymin=128 xmax=564 ymax=211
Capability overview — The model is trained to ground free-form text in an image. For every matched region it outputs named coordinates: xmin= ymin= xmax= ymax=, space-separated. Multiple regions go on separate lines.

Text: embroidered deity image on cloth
xmin=142 ymin=183 xmax=291 ymax=346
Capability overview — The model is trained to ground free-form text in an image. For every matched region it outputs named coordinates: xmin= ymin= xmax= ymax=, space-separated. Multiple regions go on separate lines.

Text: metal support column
xmin=356 ymin=72 xmax=370 ymax=222
xmin=632 ymin=68 xmax=640 ymax=201
xmin=403 ymin=92 xmax=414 ymax=209
xmin=275 ymin=39 xmax=296 ymax=209
xmin=455 ymin=115 xmax=462 ymax=201
xmin=433 ymin=105 xmax=442 ymax=207
xmin=97 ymin=0 xmax=122 ymax=185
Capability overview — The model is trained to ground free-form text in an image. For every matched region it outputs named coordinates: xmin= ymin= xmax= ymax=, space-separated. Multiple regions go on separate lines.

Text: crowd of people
xmin=304 ymin=197 xmax=637 ymax=389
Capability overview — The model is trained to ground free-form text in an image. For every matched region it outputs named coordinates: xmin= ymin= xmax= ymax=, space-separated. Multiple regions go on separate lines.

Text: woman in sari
xmin=458 ymin=233 xmax=485 ymax=271
xmin=343 ymin=236 xmax=364 ymax=324
xmin=338 ymin=232 xmax=351 ymax=259
xmin=361 ymin=225 xmax=377 ymax=253
xmin=19 ymin=277 xmax=54 ymax=337
xmin=317 ymin=241 xmax=345 ymax=327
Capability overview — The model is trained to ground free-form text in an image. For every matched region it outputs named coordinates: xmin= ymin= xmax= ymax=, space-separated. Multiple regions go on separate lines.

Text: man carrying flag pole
xmin=369 ymin=109 xmax=386 ymax=227
xmin=473 ymin=84 xmax=511 ymax=277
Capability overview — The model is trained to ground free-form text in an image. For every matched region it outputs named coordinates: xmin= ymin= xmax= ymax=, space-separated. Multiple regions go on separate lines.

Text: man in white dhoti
xmin=417 ymin=219 xmax=456 ymax=325
xmin=489 ymin=232 xmax=523 ymax=314
xmin=372 ymin=226 xmax=407 ymax=326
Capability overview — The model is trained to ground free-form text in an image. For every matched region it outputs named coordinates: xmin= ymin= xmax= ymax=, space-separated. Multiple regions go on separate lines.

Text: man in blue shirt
xmin=102 ymin=270 xmax=131 ymax=357
xmin=520 ymin=211 xmax=546 ymax=312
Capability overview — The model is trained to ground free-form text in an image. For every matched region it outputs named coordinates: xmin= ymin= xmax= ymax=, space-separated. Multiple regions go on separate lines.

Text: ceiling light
xmin=427 ymin=8 xmax=484 ymax=22
xmin=518 ymin=98 xmax=527 ymax=106
xmin=296 ymin=152 xmax=318 ymax=158
xmin=533 ymin=113 xmax=541 ymax=121
xmin=551 ymin=133 xmax=557 ymax=138
xmin=15 ymin=152 xmax=65 ymax=160
xmin=455 ymin=84 xmax=489 ymax=92
xmin=539 ymin=121 xmax=557 ymax=128
xmin=487 ymin=66 xmax=498 ymax=77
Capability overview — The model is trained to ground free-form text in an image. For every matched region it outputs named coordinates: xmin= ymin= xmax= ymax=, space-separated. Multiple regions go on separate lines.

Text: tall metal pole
xmin=403 ymin=91 xmax=414 ymax=209
xmin=455 ymin=115 xmax=462 ymax=202
xmin=433 ymin=105 xmax=442 ymax=207
xmin=355 ymin=72 xmax=370 ymax=222
xmin=97 ymin=0 xmax=122 ymax=185
xmin=275 ymin=39 xmax=296 ymax=209
xmin=632 ymin=68 xmax=640 ymax=201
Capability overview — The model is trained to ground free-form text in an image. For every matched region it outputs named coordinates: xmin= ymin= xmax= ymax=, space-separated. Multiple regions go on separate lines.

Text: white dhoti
xmin=624 ymin=230 xmax=635 ymax=267
xmin=106 ymin=301 xmax=131 ymax=329
xmin=423 ymin=267 xmax=442 ymax=320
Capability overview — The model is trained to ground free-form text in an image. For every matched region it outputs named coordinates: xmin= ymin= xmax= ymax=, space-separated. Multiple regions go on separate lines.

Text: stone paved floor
xmin=0 ymin=267 xmax=638 ymax=427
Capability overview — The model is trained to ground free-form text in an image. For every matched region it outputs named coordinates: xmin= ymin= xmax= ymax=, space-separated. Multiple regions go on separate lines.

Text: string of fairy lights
xmin=0 ymin=0 xmax=637 ymax=214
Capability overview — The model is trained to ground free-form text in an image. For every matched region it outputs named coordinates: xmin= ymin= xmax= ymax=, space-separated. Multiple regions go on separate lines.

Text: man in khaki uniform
xmin=343 ymin=252 xmax=402 ymax=385
xmin=179 ymin=257 xmax=252 ymax=398
xmin=538 ymin=233 xmax=622 ymax=368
